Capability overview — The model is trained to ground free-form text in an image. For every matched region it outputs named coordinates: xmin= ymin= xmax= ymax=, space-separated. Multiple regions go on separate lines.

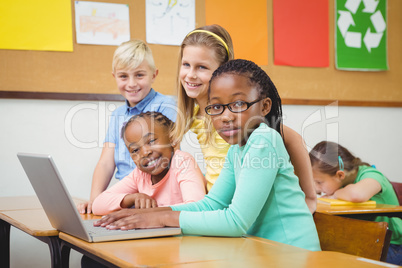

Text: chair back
xmin=313 ymin=212 xmax=392 ymax=261
xmin=390 ymin=181 xmax=402 ymax=205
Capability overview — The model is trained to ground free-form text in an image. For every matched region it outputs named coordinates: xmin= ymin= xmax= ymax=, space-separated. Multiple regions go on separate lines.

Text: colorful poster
xmin=146 ymin=0 xmax=195 ymax=46
xmin=75 ymin=1 xmax=130 ymax=46
xmin=335 ymin=0 xmax=388 ymax=71
xmin=205 ymin=0 xmax=268 ymax=65
xmin=0 ymin=0 xmax=73 ymax=52
xmin=273 ymin=0 xmax=329 ymax=67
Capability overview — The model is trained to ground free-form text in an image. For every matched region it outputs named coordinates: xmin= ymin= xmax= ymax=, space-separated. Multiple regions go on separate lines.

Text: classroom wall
xmin=1 ymin=98 xmax=402 ymax=267
xmin=2 ymin=0 xmax=401 ymax=105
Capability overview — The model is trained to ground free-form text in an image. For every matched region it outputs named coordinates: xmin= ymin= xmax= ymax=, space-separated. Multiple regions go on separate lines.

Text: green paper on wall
xmin=335 ymin=0 xmax=388 ymax=71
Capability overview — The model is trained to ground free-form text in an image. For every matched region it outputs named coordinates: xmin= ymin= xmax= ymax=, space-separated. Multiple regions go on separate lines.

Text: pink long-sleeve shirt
xmin=92 ymin=150 xmax=206 ymax=215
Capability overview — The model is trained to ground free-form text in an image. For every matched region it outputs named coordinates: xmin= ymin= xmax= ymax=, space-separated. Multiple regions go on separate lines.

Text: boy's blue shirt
xmin=104 ymin=88 xmax=177 ymax=180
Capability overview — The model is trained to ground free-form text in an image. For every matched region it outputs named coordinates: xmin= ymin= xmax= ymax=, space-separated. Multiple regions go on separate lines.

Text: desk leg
xmin=60 ymin=241 xmax=71 ymax=268
xmin=47 ymin=237 xmax=61 ymax=268
xmin=60 ymin=240 xmax=119 ymax=268
xmin=36 ymin=236 xmax=61 ymax=268
xmin=0 ymin=219 xmax=11 ymax=268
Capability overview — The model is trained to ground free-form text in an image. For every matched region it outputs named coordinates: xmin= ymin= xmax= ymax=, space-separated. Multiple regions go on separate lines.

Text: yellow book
xmin=318 ymin=197 xmax=376 ymax=206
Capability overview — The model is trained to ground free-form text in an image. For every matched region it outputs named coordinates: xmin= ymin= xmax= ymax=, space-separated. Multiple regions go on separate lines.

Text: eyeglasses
xmin=205 ymin=98 xmax=263 ymax=116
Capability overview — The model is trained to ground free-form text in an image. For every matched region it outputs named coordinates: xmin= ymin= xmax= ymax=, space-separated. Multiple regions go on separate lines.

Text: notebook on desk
xmin=318 ymin=197 xmax=376 ymax=206
xmin=17 ymin=152 xmax=181 ymax=243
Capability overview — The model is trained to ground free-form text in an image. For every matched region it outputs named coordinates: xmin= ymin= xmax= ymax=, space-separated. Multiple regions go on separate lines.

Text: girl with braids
xmin=94 ymin=59 xmax=321 ymax=251
xmin=172 ymin=24 xmax=317 ymax=213
xmin=91 ymin=111 xmax=206 ymax=216
xmin=310 ymin=141 xmax=401 ymax=265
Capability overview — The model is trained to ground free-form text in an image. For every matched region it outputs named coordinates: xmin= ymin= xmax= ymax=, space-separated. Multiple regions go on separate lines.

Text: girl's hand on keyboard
xmin=94 ymin=207 xmax=172 ymax=228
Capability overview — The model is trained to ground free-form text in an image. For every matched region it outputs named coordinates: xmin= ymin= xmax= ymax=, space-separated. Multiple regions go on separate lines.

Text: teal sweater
xmin=172 ymin=123 xmax=321 ymax=251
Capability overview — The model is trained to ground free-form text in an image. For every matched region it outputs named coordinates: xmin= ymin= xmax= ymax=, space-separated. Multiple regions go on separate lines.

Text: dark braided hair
xmin=208 ymin=59 xmax=283 ymax=136
xmin=121 ymin=111 xmax=174 ymax=140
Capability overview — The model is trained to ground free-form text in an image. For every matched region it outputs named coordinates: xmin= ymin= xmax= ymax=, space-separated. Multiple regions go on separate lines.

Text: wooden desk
xmin=0 ymin=196 xmax=87 ymax=268
xmin=0 ymin=209 xmax=60 ymax=268
xmin=59 ymin=233 xmax=394 ymax=268
xmin=0 ymin=195 xmax=43 ymax=211
xmin=191 ymin=251 xmax=399 ymax=268
xmin=316 ymin=203 xmax=402 ymax=218
xmin=59 ymin=233 xmax=307 ymax=268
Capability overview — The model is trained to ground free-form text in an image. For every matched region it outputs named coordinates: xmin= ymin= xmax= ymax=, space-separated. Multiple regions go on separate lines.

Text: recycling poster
xmin=335 ymin=0 xmax=388 ymax=71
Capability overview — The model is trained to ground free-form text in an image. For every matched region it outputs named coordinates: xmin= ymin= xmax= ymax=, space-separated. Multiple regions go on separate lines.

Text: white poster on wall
xmin=146 ymin=0 xmax=195 ymax=46
xmin=74 ymin=1 xmax=130 ymax=46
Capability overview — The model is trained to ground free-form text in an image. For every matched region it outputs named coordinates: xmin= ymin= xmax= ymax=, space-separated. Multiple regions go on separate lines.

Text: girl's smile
xmin=145 ymin=157 xmax=159 ymax=167
xmin=141 ymin=156 xmax=161 ymax=168
xmin=184 ymin=81 xmax=202 ymax=90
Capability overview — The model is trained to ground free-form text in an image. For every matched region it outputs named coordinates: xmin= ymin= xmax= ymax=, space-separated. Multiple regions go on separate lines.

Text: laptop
xmin=17 ymin=152 xmax=181 ymax=242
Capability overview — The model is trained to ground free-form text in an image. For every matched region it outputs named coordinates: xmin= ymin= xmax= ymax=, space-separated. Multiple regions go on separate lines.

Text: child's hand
xmin=125 ymin=193 xmax=157 ymax=209
xmin=106 ymin=212 xmax=164 ymax=230
xmin=105 ymin=210 xmax=180 ymax=230
xmin=94 ymin=207 xmax=175 ymax=229
xmin=94 ymin=209 xmax=136 ymax=227
xmin=305 ymin=197 xmax=317 ymax=214
xmin=77 ymin=201 xmax=93 ymax=214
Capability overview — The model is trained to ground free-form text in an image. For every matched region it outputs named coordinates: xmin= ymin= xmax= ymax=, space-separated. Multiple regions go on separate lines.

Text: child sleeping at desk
xmin=309 ymin=141 xmax=402 ymax=265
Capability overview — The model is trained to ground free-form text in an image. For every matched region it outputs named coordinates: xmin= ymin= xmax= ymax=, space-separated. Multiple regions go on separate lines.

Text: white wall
xmin=1 ymin=98 xmax=402 ymax=267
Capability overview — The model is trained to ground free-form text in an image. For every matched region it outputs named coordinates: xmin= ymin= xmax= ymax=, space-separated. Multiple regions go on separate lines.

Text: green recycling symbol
xmin=337 ymin=0 xmax=386 ymax=52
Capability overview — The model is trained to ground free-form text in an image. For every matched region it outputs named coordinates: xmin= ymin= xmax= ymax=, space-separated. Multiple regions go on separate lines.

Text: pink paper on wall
xmin=206 ymin=0 xmax=268 ymax=65
xmin=273 ymin=0 xmax=329 ymax=67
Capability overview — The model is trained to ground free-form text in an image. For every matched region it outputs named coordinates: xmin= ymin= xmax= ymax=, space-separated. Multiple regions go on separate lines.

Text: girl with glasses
xmin=94 ymin=59 xmax=321 ymax=252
